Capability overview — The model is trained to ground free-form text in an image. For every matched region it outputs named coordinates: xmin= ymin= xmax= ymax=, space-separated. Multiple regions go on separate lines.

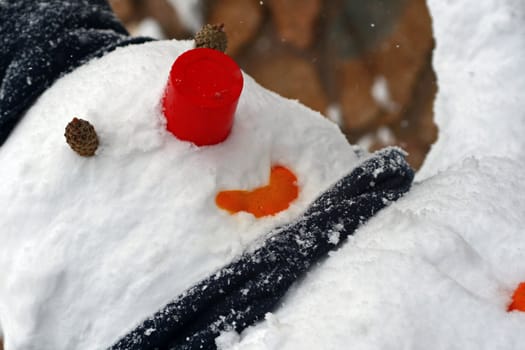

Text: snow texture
xmin=167 ymin=0 xmax=203 ymax=33
xmin=0 ymin=38 xmax=363 ymax=349
xmin=109 ymin=148 xmax=412 ymax=350
xmin=1 ymin=0 xmax=525 ymax=349
xmin=216 ymin=1 xmax=525 ymax=349
xmin=134 ymin=18 xmax=166 ymax=40
xmin=418 ymin=0 xmax=525 ymax=178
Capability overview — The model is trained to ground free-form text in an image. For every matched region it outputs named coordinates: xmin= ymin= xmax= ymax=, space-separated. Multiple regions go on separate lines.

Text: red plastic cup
xmin=162 ymin=48 xmax=244 ymax=146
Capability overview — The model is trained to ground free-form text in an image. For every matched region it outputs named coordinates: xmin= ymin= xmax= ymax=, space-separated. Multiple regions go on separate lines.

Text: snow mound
xmin=419 ymin=0 xmax=525 ymax=178
xmin=219 ymin=0 xmax=525 ymax=349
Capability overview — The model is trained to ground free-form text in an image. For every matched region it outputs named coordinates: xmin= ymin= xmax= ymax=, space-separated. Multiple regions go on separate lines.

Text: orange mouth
xmin=216 ymin=166 xmax=299 ymax=218
xmin=508 ymin=282 xmax=525 ymax=312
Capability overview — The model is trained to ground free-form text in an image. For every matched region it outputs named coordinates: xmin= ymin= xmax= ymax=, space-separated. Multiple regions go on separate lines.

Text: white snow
xmin=418 ymin=0 xmax=525 ymax=179
xmin=325 ymin=103 xmax=343 ymax=127
xmin=167 ymin=0 xmax=202 ymax=33
xmin=215 ymin=0 xmax=525 ymax=349
xmin=356 ymin=126 xmax=395 ymax=151
xmin=1 ymin=0 xmax=525 ymax=349
xmin=371 ymin=76 xmax=398 ymax=113
xmin=0 ymin=40 xmax=357 ymax=349
xmin=133 ymin=18 xmax=166 ymax=40
xmin=376 ymin=126 xmax=395 ymax=145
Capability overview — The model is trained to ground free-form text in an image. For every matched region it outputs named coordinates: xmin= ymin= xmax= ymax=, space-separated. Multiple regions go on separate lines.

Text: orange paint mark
xmin=508 ymin=282 xmax=525 ymax=312
xmin=216 ymin=166 xmax=299 ymax=218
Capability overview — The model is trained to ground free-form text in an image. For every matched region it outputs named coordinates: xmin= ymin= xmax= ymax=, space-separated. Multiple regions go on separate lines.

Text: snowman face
xmin=0 ymin=40 xmax=358 ymax=349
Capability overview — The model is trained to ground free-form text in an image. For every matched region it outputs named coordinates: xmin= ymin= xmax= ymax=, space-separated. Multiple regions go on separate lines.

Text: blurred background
xmin=109 ymin=0 xmax=437 ymax=169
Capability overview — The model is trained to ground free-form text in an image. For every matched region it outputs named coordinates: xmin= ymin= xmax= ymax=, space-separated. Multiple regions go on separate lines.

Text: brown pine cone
xmin=194 ymin=24 xmax=228 ymax=53
xmin=64 ymin=118 xmax=99 ymax=157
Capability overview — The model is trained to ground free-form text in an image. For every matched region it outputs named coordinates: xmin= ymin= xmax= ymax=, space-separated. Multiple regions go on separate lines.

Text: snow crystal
xmin=376 ymin=126 xmax=395 ymax=145
xmin=327 ymin=230 xmax=340 ymax=245
xmin=143 ymin=328 xmax=156 ymax=336
xmin=133 ymin=18 xmax=165 ymax=40
xmin=371 ymin=76 xmax=398 ymax=113
xmin=216 ymin=330 xmax=241 ymax=350
xmin=325 ymin=103 xmax=343 ymax=126
xmin=167 ymin=0 xmax=202 ymax=33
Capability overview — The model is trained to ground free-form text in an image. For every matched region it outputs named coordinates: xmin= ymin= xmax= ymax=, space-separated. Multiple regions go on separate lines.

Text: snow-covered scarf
xmin=0 ymin=1 xmax=415 ymax=349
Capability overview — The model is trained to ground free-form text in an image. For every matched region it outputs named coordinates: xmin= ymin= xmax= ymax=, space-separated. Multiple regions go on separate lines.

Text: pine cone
xmin=64 ymin=118 xmax=99 ymax=157
xmin=195 ymin=24 xmax=228 ymax=52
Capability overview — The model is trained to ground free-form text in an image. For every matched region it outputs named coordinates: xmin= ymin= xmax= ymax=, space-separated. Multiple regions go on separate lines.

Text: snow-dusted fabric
xmin=0 ymin=0 xmax=152 ymax=146
xmin=109 ymin=148 xmax=414 ymax=350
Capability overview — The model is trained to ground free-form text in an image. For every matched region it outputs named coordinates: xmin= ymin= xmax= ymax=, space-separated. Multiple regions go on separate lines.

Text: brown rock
xmin=249 ymin=52 xmax=328 ymax=113
xmin=267 ymin=0 xmax=321 ymax=49
xmin=338 ymin=0 xmax=435 ymax=157
xmin=399 ymin=139 xmax=428 ymax=169
xmin=110 ymin=0 xmax=189 ymax=39
xmin=369 ymin=0 xmax=434 ymax=124
xmin=141 ymin=0 xmax=187 ymax=38
xmin=390 ymin=49 xmax=438 ymax=169
xmin=418 ymin=103 xmax=438 ymax=146
xmin=339 ymin=59 xmax=380 ymax=131
xmin=207 ymin=0 xmax=263 ymax=56
xmin=109 ymin=0 xmax=140 ymax=24
xmin=414 ymin=69 xmax=438 ymax=146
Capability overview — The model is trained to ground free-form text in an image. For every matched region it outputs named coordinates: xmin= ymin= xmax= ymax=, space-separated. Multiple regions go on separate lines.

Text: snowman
xmin=0 ymin=1 xmax=414 ymax=349
xmin=1 ymin=1 xmax=524 ymax=350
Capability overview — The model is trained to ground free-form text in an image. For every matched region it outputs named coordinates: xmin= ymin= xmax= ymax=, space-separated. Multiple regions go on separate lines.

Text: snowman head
xmin=0 ymin=31 xmax=365 ymax=350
